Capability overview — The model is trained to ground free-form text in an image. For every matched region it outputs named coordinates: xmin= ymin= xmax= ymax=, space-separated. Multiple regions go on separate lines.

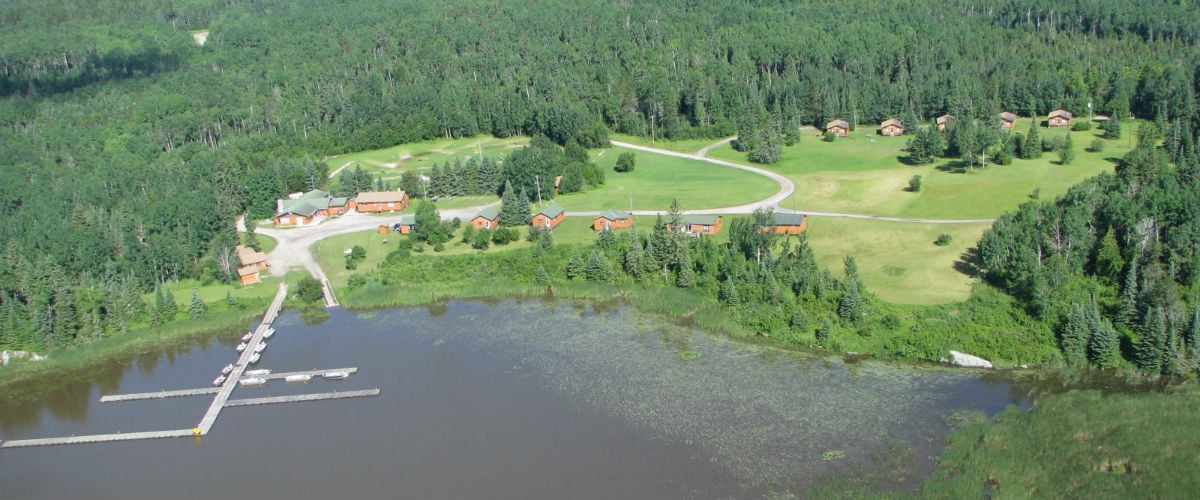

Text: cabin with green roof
xmin=768 ymin=212 xmax=808 ymax=235
xmin=593 ymin=210 xmax=632 ymax=231
xmin=672 ymin=214 xmax=723 ymax=236
xmin=274 ymin=189 xmax=339 ymax=226
xmin=531 ymin=202 xmax=565 ymax=229
xmin=470 ymin=206 xmax=501 ymax=230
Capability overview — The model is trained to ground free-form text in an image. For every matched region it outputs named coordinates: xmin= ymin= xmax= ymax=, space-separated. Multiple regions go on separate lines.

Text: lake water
xmin=0 ymin=300 xmax=1028 ymax=498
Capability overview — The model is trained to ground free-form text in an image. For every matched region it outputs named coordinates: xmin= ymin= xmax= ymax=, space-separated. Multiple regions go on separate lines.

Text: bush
xmin=614 ymin=151 xmax=636 ymax=172
xmin=1042 ymin=135 xmax=1066 ymax=152
xmin=906 ymin=175 xmax=922 ymax=192
xmin=823 ymin=131 xmax=837 ymax=142
xmin=492 ymin=226 xmax=519 ymax=245
xmin=1070 ymin=121 xmax=1092 ymax=131
xmin=1088 ymin=139 xmax=1105 ymax=152
xmin=935 ymin=234 xmax=953 ymax=246
xmin=433 ymin=242 xmax=445 ymax=252
xmin=472 ymin=229 xmax=492 ymax=249
xmin=295 ymin=277 xmax=324 ymax=303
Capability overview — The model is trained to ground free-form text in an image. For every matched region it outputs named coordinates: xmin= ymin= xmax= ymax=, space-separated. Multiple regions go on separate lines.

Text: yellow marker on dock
xmin=193 ymin=427 xmax=201 ymax=435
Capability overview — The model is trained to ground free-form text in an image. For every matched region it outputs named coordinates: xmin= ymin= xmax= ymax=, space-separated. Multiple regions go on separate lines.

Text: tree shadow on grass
xmin=936 ymin=160 xmax=970 ymax=174
xmin=953 ymin=246 xmax=983 ymax=279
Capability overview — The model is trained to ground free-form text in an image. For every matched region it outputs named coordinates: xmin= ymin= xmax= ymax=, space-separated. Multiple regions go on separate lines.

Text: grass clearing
xmin=324 ymin=136 xmax=529 ymax=179
xmin=561 ymin=146 xmax=777 ymax=211
xmin=608 ymin=133 xmax=724 ymax=154
xmin=801 ymin=218 xmax=990 ymax=304
xmin=710 ymin=120 xmax=1137 ymax=219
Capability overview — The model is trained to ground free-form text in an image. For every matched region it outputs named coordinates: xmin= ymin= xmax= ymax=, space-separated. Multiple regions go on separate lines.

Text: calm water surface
xmin=0 ymin=300 xmax=1028 ymax=498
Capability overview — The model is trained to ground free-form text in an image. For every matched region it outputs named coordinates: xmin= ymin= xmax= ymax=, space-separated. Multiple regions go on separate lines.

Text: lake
xmin=0 ymin=300 xmax=1028 ymax=498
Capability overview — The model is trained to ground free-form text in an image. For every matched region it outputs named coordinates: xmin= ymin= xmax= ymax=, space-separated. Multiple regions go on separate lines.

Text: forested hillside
xmin=2 ymin=0 xmax=1199 ymax=352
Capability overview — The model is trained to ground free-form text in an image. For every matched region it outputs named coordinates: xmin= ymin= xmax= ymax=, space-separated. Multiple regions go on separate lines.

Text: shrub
xmin=935 ymin=234 xmax=952 ymax=246
xmin=492 ymin=226 xmax=518 ymax=245
xmin=614 ymin=151 xmax=636 ymax=172
xmin=823 ymin=131 xmax=837 ymax=142
xmin=295 ymin=277 xmax=324 ymax=303
xmin=1070 ymin=121 xmax=1092 ymax=131
xmin=1042 ymin=135 xmax=1066 ymax=152
xmin=472 ymin=229 xmax=491 ymax=249
xmin=433 ymin=242 xmax=445 ymax=252
xmin=1088 ymin=139 xmax=1105 ymax=152
xmin=907 ymin=175 xmax=922 ymax=192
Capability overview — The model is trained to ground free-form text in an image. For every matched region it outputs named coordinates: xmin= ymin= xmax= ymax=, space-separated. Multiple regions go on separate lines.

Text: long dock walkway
xmin=0 ymin=428 xmax=195 ymax=449
xmin=224 ymin=389 xmax=380 ymax=407
xmin=261 ymin=367 xmax=357 ymax=380
xmin=100 ymin=387 xmax=219 ymax=402
xmin=197 ymin=282 xmax=288 ymax=435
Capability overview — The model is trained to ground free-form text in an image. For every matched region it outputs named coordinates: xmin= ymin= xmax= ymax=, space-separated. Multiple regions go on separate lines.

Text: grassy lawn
xmin=242 ymin=232 xmax=276 ymax=254
xmin=608 ymin=133 xmax=726 ymax=154
xmin=557 ymin=146 xmax=777 ymax=212
xmin=802 ymin=217 xmax=990 ymax=304
xmin=324 ymin=136 xmax=529 ymax=179
xmin=709 ymin=119 xmax=1137 ymax=219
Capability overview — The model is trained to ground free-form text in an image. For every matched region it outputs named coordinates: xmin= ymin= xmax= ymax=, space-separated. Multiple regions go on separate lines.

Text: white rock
xmin=948 ymin=350 xmax=993 ymax=369
xmin=2 ymin=350 xmax=8 ymax=366
xmin=30 ymin=353 xmax=46 ymax=362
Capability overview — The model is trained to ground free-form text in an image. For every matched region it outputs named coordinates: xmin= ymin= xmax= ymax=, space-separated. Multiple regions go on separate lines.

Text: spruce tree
xmin=815 ymin=317 xmax=833 ymax=344
xmin=534 ymin=265 xmax=551 ymax=286
xmin=790 ymin=305 xmax=809 ymax=331
xmin=161 ymin=285 xmax=178 ymax=322
xmin=1134 ymin=308 xmax=1166 ymax=373
xmin=719 ymin=279 xmax=740 ymax=305
xmin=1088 ymin=320 xmax=1121 ymax=368
xmin=1022 ymin=119 xmax=1041 ymax=159
xmin=838 ymin=278 xmax=863 ymax=322
xmin=244 ymin=224 xmax=261 ymax=251
xmin=1115 ymin=260 xmax=1140 ymax=330
xmin=585 ymin=251 xmax=612 ymax=282
xmin=1058 ymin=133 xmax=1076 ymax=165
xmin=188 ymin=288 xmax=207 ymax=320
xmin=565 ymin=247 xmax=585 ymax=280
xmin=623 ymin=231 xmax=644 ymax=280
xmin=675 ymin=260 xmax=694 ymax=288
xmin=498 ymin=180 xmax=520 ymax=226
xmin=1060 ymin=304 xmax=1089 ymax=366
xmin=1102 ymin=117 xmax=1122 ymax=139
xmin=225 ymin=290 xmax=240 ymax=310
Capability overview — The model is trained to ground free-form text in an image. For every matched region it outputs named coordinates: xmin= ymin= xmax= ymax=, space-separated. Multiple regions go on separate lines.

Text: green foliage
xmin=413 ymin=201 xmax=449 ymax=244
xmin=1070 ymin=121 xmax=1093 ymax=131
xmin=934 ymin=234 xmax=952 ymax=246
xmin=559 ymin=162 xmax=585 ymax=194
xmin=1060 ymin=304 xmax=1089 ymax=366
xmin=584 ymin=250 xmax=613 ymax=282
xmin=1088 ymin=138 xmax=1105 ymax=152
xmin=295 ymin=277 xmax=324 ymax=303
xmin=565 ymin=247 xmax=585 ymax=280
xmin=187 ymin=288 xmax=207 ymax=320
xmin=1103 ymin=118 xmax=1123 ymax=139
xmin=471 ymin=229 xmax=492 ymax=250
xmin=614 ymin=152 xmax=636 ymax=173
xmin=491 ymin=226 xmax=519 ymax=245
xmin=823 ymin=131 xmax=837 ymax=142
xmin=1021 ymin=120 xmax=1042 ymax=159
xmin=815 ymin=317 xmax=833 ymax=344
xmin=907 ymin=175 xmax=922 ymax=192
xmin=1058 ymin=134 xmax=1076 ymax=165
xmin=534 ymin=265 xmax=551 ymax=285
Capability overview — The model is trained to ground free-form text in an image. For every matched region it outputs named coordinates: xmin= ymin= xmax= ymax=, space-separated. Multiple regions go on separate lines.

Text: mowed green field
xmin=709 ymin=119 xmax=1136 ymax=219
xmin=566 ymin=146 xmax=778 ymax=211
xmin=608 ymin=133 xmax=724 ymax=154
xmin=802 ymin=217 xmax=991 ymax=304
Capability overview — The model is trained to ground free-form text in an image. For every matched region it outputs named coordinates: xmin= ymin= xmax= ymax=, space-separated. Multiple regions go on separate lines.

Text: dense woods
xmin=3 ymin=0 xmax=1200 ymax=354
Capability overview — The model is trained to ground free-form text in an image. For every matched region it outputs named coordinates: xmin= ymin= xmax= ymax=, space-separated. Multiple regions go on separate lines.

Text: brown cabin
xmin=470 ymin=206 xmax=500 ymax=230
xmin=235 ymin=244 xmax=268 ymax=286
xmin=825 ymin=119 xmax=850 ymax=137
xmin=355 ymin=190 xmax=409 ymax=213
xmin=238 ymin=267 xmax=262 ymax=286
xmin=671 ymin=214 xmax=723 ymax=236
xmin=391 ymin=214 xmax=415 ymax=235
xmin=936 ymin=114 xmax=954 ymax=131
xmin=1048 ymin=109 xmax=1073 ymax=127
xmin=273 ymin=189 xmax=335 ymax=226
xmin=879 ymin=118 xmax=905 ymax=136
xmin=768 ymin=213 xmax=808 ymax=235
xmin=593 ymin=210 xmax=632 ymax=231
xmin=531 ymin=203 xmax=565 ymax=230
xmin=999 ymin=112 xmax=1018 ymax=130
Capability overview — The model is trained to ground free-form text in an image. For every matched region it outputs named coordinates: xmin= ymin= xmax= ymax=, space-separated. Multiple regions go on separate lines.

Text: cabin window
xmin=703 ymin=225 xmax=710 ymax=232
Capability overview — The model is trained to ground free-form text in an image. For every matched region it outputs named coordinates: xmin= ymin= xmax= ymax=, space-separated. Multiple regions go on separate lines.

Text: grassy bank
xmin=0 ymin=302 xmax=269 ymax=401
xmin=919 ymin=385 xmax=1200 ymax=498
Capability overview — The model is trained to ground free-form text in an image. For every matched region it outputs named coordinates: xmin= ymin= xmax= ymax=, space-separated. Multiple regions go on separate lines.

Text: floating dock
xmin=224 ymin=389 xmax=380 ymax=407
xmin=0 ymin=429 xmax=195 ymax=449
xmin=99 ymin=387 xmax=219 ymax=403
xmin=260 ymin=367 xmax=358 ymax=380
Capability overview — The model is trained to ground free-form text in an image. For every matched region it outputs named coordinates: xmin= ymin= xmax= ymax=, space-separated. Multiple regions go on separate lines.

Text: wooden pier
xmin=100 ymin=387 xmax=219 ymax=403
xmin=224 ymin=389 xmax=380 ymax=407
xmin=321 ymin=278 xmax=339 ymax=308
xmin=0 ymin=428 xmax=195 ymax=449
xmin=260 ymin=367 xmax=358 ymax=380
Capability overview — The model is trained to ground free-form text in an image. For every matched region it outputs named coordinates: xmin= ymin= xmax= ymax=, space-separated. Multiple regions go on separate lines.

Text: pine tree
xmin=790 ymin=306 xmax=809 ymax=331
xmin=838 ymin=278 xmax=863 ymax=322
xmin=537 ymin=228 xmax=554 ymax=253
xmin=225 ymin=290 xmax=240 ymax=310
xmin=565 ymin=247 xmax=585 ymax=280
xmin=161 ymin=285 xmax=178 ymax=322
xmin=1134 ymin=308 xmax=1166 ymax=374
xmin=815 ymin=317 xmax=833 ymax=344
xmin=675 ymin=259 xmax=694 ymax=288
xmin=188 ymin=288 xmax=207 ymax=320
xmin=1060 ymin=304 xmax=1089 ymax=366
xmin=1022 ymin=119 xmax=1041 ymax=159
xmin=595 ymin=229 xmax=618 ymax=256
xmin=1115 ymin=260 xmax=1139 ymax=330
xmin=499 ymin=180 xmax=519 ymax=226
xmin=719 ymin=278 xmax=740 ymax=305
xmin=623 ymin=231 xmax=643 ymax=279
xmin=585 ymin=251 xmax=612 ymax=282
xmin=534 ymin=265 xmax=551 ymax=286
xmin=1058 ymin=133 xmax=1076 ymax=165
xmin=244 ymin=224 xmax=261 ymax=251
xmin=1102 ymin=117 xmax=1122 ymax=139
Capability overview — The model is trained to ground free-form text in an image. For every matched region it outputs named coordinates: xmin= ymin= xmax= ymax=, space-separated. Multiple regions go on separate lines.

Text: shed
xmin=391 ymin=214 xmax=416 ymax=235
xmin=825 ymin=119 xmax=850 ymax=137
xmin=936 ymin=114 xmax=954 ymax=131
xmin=593 ymin=210 xmax=632 ymax=231
xmin=999 ymin=111 xmax=1018 ymax=130
xmin=470 ymin=206 xmax=500 ymax=230
xmin=531 ymin=203 xmax=565 ymax=230
xmin=673 ymin=214 xmax=723 ymax=236
xmin=879 ymin=118 xmax=904 ymax=136
xmin=1048 ymin=109 xmax=1073 ymax=127
xmin=768 ymin=212 xmax=808 ymax=235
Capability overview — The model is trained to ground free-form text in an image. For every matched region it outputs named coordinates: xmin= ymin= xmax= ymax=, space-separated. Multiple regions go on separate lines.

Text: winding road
xmin=252 ymin=137 xmax=993 ymax=277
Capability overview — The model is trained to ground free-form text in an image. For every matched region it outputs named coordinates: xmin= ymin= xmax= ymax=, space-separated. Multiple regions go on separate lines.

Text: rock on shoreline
xmin=941 ymin=350 xmax=994 ymax=369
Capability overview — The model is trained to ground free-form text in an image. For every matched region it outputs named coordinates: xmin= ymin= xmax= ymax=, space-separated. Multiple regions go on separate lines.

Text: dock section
xmin=321 ymin=278 xmax=338 ymax=308
xmin=260 ymin=367 xmax=357 ymax=380
xmin=100 ymin=387 xmax=219 ymax=403
xmin=224 ymin=389 xmax=380 ymax=407
xmin=0 ymin=429 xmax=195 ymax=449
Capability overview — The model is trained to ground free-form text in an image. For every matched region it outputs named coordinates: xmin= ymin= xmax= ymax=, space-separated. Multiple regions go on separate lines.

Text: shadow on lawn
xmin=935 ymin=160 xmax=971 ymax=174
xmin=953 ymin=246 xmax=983 ymax=278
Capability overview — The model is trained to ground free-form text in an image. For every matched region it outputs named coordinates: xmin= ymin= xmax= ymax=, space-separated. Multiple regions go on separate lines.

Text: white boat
xmin=244 ymin=369 xmax=271 ymax=377
xmin=322 ymin=371 xmax=350 ymax=380
xmin=285 ymin=374 xmax=312 ymax=383
xmin=239 ymin=377 xmax=266 ymax=386
xmin=248 ymin=353 xmax=261 ymax=364
xmin=236 ymin=342 xmax=248 ymax=352
xmin=221 ymin=364 xmax=234 ymax=375
xmin=212 ymin=375 xmax=226 ymax=386
xmin=253 ymin=342 xmax=267 ymax=353
xmin=262 ymin=328 xmax=275 ymax=339
xmin=241 ymin=332 xmax=252 ymax=342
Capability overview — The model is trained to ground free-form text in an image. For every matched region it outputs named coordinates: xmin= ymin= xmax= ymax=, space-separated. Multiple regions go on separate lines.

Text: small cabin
xmin=531 ymin=203 xmax=565 ymax=230
xmin=936 ymin=114 xmax=954 ymax=131
xmin=999 ymin=112 xmax=1018 ymax=130
xmin=672 ymin=214 xmax=723 ymax=236
xmin=391 ymin=214 xmax=415 ymax=235
xmin=235 ymin=245 xmax=268 ymax=286
xmin=274 ymin=189 xmax=336 ymax=226
xmin=879 ymin=118 xmax=904 ymax=136
xmin=238 ymin=267 xmax=263 ymax=286
xmin=825 ymin=119 xmax=850 ymax=137
xmin=355 ymin=190 xmax=409 ymax=213
xmin=1048 ymin=109 xmax=1073 ymax=127
xmin=470 ymin=207 xmax=500 ymax=230
xmin=593 ymin=210 xmax=632 ymax=231
xmin=768 ymin=212 xmax=808 ymax=235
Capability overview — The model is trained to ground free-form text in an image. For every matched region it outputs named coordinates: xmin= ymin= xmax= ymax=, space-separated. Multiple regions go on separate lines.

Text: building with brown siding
xmin=531 ymin=203 xmax=565 ymax=230
xmin=769 ymin=212 xmax=808 ymax=235
xmin=235 ymin=245 xmax=268 ymax=285
xmin=999 ymin=112 xmax=1018 ymax=130
xmin=825 ymin=119 xmax=850 ymax=137
xmin=879 ymin=118 xmax=905 ymax=136
xmin=1048 ymin=109 xmax=1073 ymax=127
xmin=672 ymin=214 xmax=723 ymax=236
xmin=470 ymin=206 xmax=500 ymax=230
xmin=273 ymin=190 xmax=339 ymax=226
xmin=355 ymin=190 xmax=409 ymax=213
xmin=391 ymin=214 xmax=415 ymax=235
xmin=593 ymin=210 xmax=632 ymax=231
xmin=936 ymin=114 xmax=954 ymax=131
